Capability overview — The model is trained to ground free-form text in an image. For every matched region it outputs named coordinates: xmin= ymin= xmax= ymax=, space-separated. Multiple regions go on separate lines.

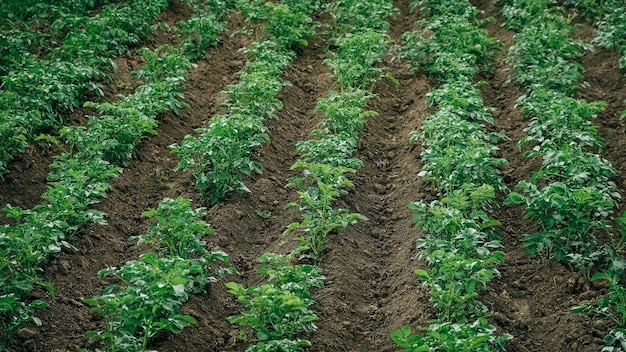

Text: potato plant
xmin=85 ymin=197 xmax=229 ymax=352
xmin=226 ymin=253 xmax=323 ymax=352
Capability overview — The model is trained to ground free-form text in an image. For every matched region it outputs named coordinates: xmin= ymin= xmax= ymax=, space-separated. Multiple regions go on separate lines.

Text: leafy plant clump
xmin=86 ymin=197 xmax=230 ymax=351
xmin=227 ymin=252 xmax=324 ymax=352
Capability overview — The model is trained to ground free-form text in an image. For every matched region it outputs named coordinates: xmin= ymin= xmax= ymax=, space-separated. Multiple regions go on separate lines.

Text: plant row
xmin=0 ymin=44 xmax=195 ymax=350
xmin=225 ymin=0 xmax=395 ymax=350
xmin=391 ymin=1 xmax=512 ymax=351
xmin=499 ymin=0 xmax=626 ymax=275
xmin=171 ymin=0 xmax=320 ymax=204
xmin=84 ymin=197 xmax=230 ymax=351
xmin=498 ymin=1 xmax=626 ymax=350
xmin=0 ymin=0 xmax=174 ymax=176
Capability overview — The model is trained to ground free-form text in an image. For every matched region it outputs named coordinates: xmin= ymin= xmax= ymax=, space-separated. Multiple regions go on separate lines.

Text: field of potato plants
xmin=1 ymin=0 xmax=626 ymax=351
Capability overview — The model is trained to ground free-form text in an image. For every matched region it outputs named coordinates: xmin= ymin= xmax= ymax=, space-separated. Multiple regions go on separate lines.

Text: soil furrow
xmin=308 ymin=0 xmax=434 ymax=350
xmin=11 ymin=11 xmax=251 ymax=351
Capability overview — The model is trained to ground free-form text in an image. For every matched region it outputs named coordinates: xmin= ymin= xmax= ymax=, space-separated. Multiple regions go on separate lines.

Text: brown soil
xmin=3 ymin=0 xmax=626 ymax=351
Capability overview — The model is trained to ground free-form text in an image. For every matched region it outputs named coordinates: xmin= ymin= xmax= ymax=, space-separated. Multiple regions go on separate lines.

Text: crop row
xmin=221 ymin=0 xmax=328 ymax=349
xmin=0 ymin=2 xmax=231 ymax=347
xmin=0 ymin=0 xmax=175 ymax=176
xmin=225 ymin=0 xmax=395 ymax=350
xmin=499 ymin=0 xmax=626 ymax=350
xmin=391 ymin=0 xmax=511 ymax=350
xmin=500 ymin=0 xmax=625 ymax=275
xmin=171 ymin=0 xmax=320 ymax=205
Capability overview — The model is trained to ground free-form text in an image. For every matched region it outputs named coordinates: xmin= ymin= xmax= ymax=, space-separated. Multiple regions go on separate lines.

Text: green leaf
xmin=172 ymin=284 xmax=186 ymax=297
xmin=504 ymin=192 xmax=525 ymax=205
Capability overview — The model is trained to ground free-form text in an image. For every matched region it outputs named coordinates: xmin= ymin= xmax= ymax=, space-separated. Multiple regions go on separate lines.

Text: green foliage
xmin=391 ymin=318 xmax=511 ymax=352
xmin=226 ymin=253 xmax=324 ymax=350
xmin=399 ymin=14 xmax=502 ymax=81
xmin=86 ymin=197 xmax=229 ymax=351
xmin=86 ymin=254 xmax=203 ymax=352
xmin=180 ymin=0 xmax=231 ymax=60
xmin=325 ymin=30 xmax=393 ymax=89
xmin=133 ymin=197 xmax=215 ymax=259
xmin=326 ymin=0 xmax=396 ymax=35
xmin=506 ymin=13 xmax=591 ymax=95
xmin=285 ymin=163 xmax=367 ymax=260
xmin=173 ymin=114 xmax=268 ymax=204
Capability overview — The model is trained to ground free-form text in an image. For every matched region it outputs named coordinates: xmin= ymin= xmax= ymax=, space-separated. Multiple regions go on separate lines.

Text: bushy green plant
xmin=285 ymin=163 xmax=367 ymax=260
xmin=86 ymin=197 xmax=229 ymax=351
xmin=392 ymin=318 xmax=511 ymax=352
xmin=226 ymin=253 xmax=324 ymax=350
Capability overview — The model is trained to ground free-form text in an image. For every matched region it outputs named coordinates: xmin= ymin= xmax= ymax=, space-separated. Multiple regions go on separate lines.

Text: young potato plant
xmin=174 ymin=113 xmax=269 ymax=204
xmin=86 ymin=197 xmax=229 ymax=351
xmin=517 ymin=90 xmax=606 ymax=153
xmin=284 ymin=163 xmax=368 ymax=261
xmin=392 ymin=317 xmax=510 ymax=352
xmin=324 ymin=30 xmax=394 ymax=89
xmin=325 ymin=0 xmax=396 ymax=37
xmin=180 ymin=0 xmax=231 ymax=61
xmin=505 ymin=10 xmax=591 ymax=95
xmin=399 ymin=14 xmax=502 ymax=82
xmin=226 ymin=252 xmax=324 ymax=352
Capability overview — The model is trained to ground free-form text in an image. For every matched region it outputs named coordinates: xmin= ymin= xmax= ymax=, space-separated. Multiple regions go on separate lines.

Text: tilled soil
xmin=3 ymin=0 xmax=626 ymax=351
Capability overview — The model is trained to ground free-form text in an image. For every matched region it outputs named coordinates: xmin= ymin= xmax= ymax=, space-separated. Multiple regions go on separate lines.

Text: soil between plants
xmin=3 ymin=0 xmax=626 ymax=351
